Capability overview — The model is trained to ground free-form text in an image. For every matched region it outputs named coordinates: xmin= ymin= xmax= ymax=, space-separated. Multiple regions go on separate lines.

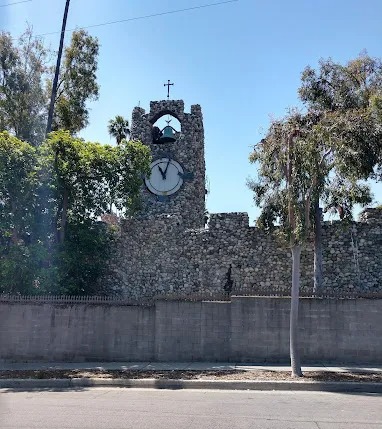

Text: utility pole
xmin=46 ymin=0 xmax=71 ymax=136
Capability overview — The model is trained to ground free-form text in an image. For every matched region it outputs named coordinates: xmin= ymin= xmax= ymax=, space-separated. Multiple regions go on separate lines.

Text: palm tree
xmin=108 ymin=115 xmax=130 ymax=144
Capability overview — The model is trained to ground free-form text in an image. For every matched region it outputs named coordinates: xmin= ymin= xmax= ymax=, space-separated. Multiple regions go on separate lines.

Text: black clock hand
xmin=163 ymin=159 xmax=171 ymax=178
xmin=158 ymin=165 xmax=165 ymax=179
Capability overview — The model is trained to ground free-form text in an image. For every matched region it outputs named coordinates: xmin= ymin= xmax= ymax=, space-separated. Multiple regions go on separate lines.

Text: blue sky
xmin=2 ymin=0 xmax=382 ymax=222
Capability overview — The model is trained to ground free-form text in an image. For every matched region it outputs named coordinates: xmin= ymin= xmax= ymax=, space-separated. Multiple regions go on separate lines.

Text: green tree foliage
xmin=0 ymin=132 xmax=55 ymax=295
xmin=57 ymin=220 xmax=118 ymax=295
xmin=0 ymin=131 xmax=37 ymax=245
xmin=299 ymin=54 xmax=382 ymax=180
xmin=0 ymin=28 xmax=49 ymax=145
xmin=0 ymin=28 xmax=146 ymax=296
xmin=52 ymin=30 xmax=99 ymax=134
xmin=42 ymin=131 xmax=150 ymax=243
xmin=1 ymin=27 xmax=101 ymax=141
xmin=249 ymin=110 xmax=371 ymax=377
xmin=250 ymin=55 xmax=382 ymax=373
xmin=0 ymin=131 xmax=151 ymax=295
xmin=298 ymin=54 xmax=382 ymax=291
xmin=108 ymin=115 xmax=130 ymax=145
xmin=0 ymin=242 xmax=57 ymax=295
xmin=250 ymin=113 xmax=319 ymax=377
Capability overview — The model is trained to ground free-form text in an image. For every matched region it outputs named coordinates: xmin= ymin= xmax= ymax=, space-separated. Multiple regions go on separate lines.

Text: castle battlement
xmin=110 ymin=100 xmax=382 ymax=301
xmin=208 ymin=212 xmax=249 ymax=231
xmin=359 ymin=207 xmax=382 ymax=224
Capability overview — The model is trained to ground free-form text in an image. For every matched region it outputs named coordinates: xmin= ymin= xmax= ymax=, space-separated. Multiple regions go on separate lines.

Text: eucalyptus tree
xmin=249 ymin=110 xmax=371 ymax=377
xmin=108 ymin=115 xmax=130 ymax=144
xmin=51 ymin=30 xmax=99 ymax=134
xmin=298 ymin=54 xmax=382 ymax=292
xmin=0 ymin=29 xmax=49 ymax=145
xmin=250 ymin=112 xmax=324 ymax=376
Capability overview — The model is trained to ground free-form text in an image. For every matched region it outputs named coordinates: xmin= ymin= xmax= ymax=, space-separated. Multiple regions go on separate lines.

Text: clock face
xmin=145 ymin=158 xmax=184 ymax=196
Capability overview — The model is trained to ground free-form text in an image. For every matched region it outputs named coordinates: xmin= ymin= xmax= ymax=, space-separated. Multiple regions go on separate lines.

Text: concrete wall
xmin=0 ymin=298 xmax=381 ymax=363
xmin=0 ymin=303 xmax=154 ymax=362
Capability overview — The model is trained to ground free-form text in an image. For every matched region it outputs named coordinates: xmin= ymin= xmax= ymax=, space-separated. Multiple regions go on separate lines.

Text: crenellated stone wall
xmin=111 ymin=100 xmax=382 ymax=300
xmin=111 ymin=209 xmax=382 ymax=300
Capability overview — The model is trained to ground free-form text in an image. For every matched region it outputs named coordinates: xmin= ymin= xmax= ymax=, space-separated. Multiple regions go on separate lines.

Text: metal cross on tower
xmin=164 ymin=80 xmax=174 ymax=99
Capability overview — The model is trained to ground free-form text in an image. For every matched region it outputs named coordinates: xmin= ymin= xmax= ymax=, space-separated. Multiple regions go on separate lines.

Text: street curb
xmin=0 ymin=378 xmax=382 ymax=393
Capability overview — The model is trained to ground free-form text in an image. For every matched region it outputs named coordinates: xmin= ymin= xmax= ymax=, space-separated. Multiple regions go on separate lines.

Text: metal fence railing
xmin=0 ymin=294 xmax=145 ymax=306
xmin=0 ymin=286 xmax=381 ymax=306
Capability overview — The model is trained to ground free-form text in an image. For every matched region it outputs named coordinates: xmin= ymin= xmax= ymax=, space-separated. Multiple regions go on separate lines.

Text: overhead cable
xmin=38 ymin=0 xmax=239 ymax=37
xmin=0 ymin=0 xmax=32 ymax=7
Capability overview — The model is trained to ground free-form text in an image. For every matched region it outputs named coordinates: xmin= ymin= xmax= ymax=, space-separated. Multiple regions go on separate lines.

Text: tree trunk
xmin=313 ymin=203 xmax=323 ymax=295
xmin=59 ymin=188 xmax=69 ymax=244
xmin=290 ymin=244 xmax=303 ymax=377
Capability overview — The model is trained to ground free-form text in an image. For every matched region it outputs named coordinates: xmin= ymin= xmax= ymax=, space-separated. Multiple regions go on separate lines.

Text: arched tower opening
xmin=150 ymin=112 xmax=181 ymax=145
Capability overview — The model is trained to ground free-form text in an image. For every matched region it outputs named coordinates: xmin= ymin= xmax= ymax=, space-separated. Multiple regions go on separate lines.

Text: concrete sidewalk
xmin=1 ymin=361 xmax=381 ymax=373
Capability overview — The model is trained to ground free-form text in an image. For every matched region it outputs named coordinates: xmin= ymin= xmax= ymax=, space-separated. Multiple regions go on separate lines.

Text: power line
xmin=46 ymin=0 xmax=70 ymax=136
xmin=0 ymin=0 xmax=32 ymax=7
xmin=38 ymin=0 xmax=239 ymax=37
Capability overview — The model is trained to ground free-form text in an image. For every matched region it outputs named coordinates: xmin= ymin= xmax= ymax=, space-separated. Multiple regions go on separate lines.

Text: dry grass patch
xmin=0 ymin=369 xmax=381 ymax=383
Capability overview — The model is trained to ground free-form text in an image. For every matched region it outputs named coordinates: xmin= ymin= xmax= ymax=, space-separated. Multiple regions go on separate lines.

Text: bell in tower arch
xmin=159 ymin=125 xmax=177 ymax=143
xmin=151 ymin=116 xmax=180 ymax=144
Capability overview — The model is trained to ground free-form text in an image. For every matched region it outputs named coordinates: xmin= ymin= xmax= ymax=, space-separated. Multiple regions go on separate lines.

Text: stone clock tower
xmin=130 ymin=100 xmax=205 ymax=229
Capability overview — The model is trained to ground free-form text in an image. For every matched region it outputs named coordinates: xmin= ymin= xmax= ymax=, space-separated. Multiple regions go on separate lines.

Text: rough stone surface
xmin=0 ymin=297 xmax=381 ymax=363
xmin=111 ymin=100 xmax=382 ymax=300
xmin=112 ymin=210 xmax=382 ymax=300
xmin=130 ymin=100 xmax=205 ymax=229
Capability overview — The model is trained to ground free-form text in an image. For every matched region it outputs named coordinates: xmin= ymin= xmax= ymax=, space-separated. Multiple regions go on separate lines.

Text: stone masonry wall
xmin=0 ymin=297 xmax=381 ymax=363
xmin=130 ymin=100 xmax=205 ymax=229
xmin=112 ymin=209 xmax=382 ymax=300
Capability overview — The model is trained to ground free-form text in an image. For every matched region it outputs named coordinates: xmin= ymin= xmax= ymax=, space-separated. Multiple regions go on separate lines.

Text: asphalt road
xmin=0 ymin=388 xmax=381 ymax=429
